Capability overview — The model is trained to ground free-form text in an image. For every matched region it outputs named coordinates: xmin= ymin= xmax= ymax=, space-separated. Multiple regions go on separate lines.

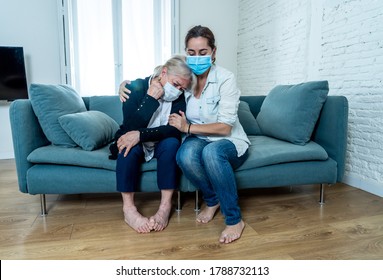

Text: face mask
xmin=186 ymin=55 xmax=212 ymax=75
xmin=163 ymin=82 xmax=182 ymax=102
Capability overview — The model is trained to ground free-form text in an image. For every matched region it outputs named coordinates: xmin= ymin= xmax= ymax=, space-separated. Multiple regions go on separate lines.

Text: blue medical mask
xmin=163 ymin=82 xmax=182 ymax=102
xmin=186 ymin=55 xmax=212 ymax=75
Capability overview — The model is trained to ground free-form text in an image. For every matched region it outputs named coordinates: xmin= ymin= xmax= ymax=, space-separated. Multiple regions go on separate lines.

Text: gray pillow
xmin=58 ymin=111 xmax=119 ymax=151
xmin=29 ymin=84 xmax=87 ymax=147
xmin=256 ymin=81 xmax=329 ymax=145
xmin=237 ymin=101 xmax=261 ymax=135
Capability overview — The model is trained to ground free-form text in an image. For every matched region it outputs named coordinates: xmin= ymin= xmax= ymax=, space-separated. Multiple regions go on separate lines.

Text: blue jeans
xmin=116 ymin=137 xmax=181 ymax=192
xmin=176 ymin=136 xmax=248 ymax=225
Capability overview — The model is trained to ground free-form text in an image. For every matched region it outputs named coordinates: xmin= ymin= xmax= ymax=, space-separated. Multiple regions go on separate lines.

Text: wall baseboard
xmin=342 ymin=174 xmax=383 ymax=198
xmin=0 ymin=152 xmax=14 ymax=160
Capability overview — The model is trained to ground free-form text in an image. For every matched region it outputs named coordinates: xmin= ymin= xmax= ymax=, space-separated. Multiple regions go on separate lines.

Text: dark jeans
xmin=116 ymin=137 xmax=181 ymax=192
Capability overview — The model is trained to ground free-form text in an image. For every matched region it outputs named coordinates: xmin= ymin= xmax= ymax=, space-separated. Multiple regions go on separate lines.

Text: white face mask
xmin=162 ymin=82 xmax=182 ymax=102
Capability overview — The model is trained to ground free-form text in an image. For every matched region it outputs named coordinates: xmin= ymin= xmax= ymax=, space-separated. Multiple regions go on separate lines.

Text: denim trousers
xmin=176 ymin=136 xmax=248 ymax=225
xmin=116 ymin=137 xmax=181 ymax=192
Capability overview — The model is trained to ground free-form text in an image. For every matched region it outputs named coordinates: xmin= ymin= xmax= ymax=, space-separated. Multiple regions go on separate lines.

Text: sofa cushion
xmin=237 ymin=135 xmax=328 ymax=171
xmin=58 ymin=111 xmax=119 ymax=151
xmin=238 ymin=101 xmax=261 ymax=135
xmin=29 ymin=84 xmax=87 ymax=147
xmin=27 ymin=145 xmax=157 ymax=172
xmin=89 ymin=95 xmax=123 ymax=124
xmin=256 ymin=81 xmax=329 ymax=145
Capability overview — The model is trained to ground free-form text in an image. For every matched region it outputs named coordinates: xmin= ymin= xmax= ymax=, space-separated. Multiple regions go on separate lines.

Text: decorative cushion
xmin=238 ymin=101 xmax=261 ymax=135
xmin=29 ymin=84 xmax=87 ymax=147
xmin=58 ymin=111 xmax=119 ymax=151
xmin=256 ymin=81 xmax=329 ymax=145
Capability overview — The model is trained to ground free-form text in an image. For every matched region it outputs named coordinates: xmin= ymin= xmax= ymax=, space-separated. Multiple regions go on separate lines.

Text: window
xmin=59 ymin=0 xmax=178 ymax=96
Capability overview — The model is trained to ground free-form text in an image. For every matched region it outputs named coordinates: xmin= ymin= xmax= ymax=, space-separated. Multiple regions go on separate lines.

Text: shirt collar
xmin=185 ymin=64 xmax=218 ymax=99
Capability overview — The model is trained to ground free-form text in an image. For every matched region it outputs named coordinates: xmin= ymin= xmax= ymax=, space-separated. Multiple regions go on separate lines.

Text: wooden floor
xmin=1 ymin=158 xmax=383 ymax=260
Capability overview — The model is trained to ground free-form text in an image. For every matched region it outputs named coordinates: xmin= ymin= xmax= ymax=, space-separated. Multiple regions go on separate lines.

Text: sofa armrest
xmin=312 ymin=96 xmax=349 ymax=182
xmin=9 ymin=100 xmax=50 ymax=193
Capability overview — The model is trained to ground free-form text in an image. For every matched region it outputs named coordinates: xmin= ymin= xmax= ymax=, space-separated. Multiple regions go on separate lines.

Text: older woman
xmin=111 ymin=55 xmax=194 ymax=233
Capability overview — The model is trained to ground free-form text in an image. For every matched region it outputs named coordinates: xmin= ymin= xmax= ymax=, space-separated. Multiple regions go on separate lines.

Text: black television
xmin=0 ymin=46 xmax=29 ymax=101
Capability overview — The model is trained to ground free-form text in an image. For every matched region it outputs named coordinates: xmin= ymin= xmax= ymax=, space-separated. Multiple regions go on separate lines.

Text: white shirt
xmin=184 ymin=64 xmax=250 ymax=156
xmin=143 ymin=78 xmax=172 ymax=161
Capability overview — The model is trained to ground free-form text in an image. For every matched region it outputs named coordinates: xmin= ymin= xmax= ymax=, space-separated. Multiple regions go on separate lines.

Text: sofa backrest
xmin=83 ymin=95 xmax=123 ymax=125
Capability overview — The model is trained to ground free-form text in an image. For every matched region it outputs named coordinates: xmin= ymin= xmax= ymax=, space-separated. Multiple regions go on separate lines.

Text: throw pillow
xmin=237 ymin=101 xmax=261 ymax=135
xmin=58 ymin=110 xmax=119 ymax=151
xmin=29 ymin=84 xmax=87 ymax=147
xmin=256 ymin=80 xmax=329 ymax=145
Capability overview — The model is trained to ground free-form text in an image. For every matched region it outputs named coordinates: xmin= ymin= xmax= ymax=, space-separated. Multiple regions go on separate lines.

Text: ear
xmin=211 ymin=48 xmax=217 ymax=63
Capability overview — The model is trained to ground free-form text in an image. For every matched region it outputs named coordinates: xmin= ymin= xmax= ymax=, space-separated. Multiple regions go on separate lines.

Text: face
xmin=186 ymin=37 xmax=215 ymax=59
xmin=161 ymin=68 xmax=190 ymax=92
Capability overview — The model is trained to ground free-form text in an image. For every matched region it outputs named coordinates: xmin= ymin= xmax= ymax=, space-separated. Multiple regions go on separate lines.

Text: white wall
xmin=237 ymin=0 xmax=383 ymax=196
xmin=0 ymin=0 xmax=62 ymax=159
xmin=0 ymin=0 xmax=239 ymax=159
xmin=179 ymin=0 xmax=239 ymax=75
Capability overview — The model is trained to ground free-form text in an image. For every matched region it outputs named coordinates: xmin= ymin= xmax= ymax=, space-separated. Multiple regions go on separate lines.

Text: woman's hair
xmin=184 ymin=25 xmax=216 ymax=51
xmin=152 ymin=55 xmax=195 ymax=90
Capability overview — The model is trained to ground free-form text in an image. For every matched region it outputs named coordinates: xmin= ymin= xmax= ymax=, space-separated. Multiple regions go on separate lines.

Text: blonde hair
xmin=152 ymin=55 xmax=195 ymax=90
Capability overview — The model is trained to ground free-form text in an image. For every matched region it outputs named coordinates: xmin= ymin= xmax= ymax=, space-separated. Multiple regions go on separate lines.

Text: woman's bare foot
xmin=123 ymin=206 xmax=150 ymax=233
xmin=219 ymin=220 xmax=245 ymax=244
xmin=196 ymin=204 xmax=220 ymax=223
xmin=149 ymin=203 xmax=172 ymax=231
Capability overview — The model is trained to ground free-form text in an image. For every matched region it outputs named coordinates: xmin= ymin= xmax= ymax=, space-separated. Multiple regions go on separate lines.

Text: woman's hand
xmin=119 ymin=80 xmax=131 ymax=102
xmin=147 ymin=80 xmax=164 ymax=100
xmin=117 ymin=131 xmax=140 ymax=157
xmin=169 ymin=111 xmax=188 ymax=133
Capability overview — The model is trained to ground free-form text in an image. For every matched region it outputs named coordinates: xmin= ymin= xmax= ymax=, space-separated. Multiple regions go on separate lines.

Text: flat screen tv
xmin=0 ymin=46 xmax=28 ymax=101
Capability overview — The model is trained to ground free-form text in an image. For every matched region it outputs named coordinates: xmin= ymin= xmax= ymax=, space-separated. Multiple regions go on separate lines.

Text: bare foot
xmin=219 ymin=220 xmax=245 ymax=244
xmin=196 ymin=204 xmax=220 ymax=223
xmin=123 ymin=206 xmax=150 ymax=233
xmin=149 ymin=203 xmax=172 ymax=231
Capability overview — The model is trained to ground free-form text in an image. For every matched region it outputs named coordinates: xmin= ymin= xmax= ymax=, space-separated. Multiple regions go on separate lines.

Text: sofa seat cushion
xmin=237 ymin=135 xmax=328 ymax=171
xmin=27 ymin=145 xmax=157 ymax=172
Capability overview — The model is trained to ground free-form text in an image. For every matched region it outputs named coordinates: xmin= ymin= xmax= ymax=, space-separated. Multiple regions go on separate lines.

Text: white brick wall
xmin=238 ymin=0 xmax=383 ymax=196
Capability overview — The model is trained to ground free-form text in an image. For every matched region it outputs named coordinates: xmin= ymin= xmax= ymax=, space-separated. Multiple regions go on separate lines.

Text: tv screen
xmin=0 ymin=46 xmax=28 ymax=101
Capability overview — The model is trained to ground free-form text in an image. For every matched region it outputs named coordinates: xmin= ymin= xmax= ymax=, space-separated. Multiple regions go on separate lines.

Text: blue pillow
xmin=256 ymin=81 xmax=329 ymax=145
xmin=29 ymin=84 xmax=87 ymax=147
xmin=58 ymin=111 xmax=119 ymax=151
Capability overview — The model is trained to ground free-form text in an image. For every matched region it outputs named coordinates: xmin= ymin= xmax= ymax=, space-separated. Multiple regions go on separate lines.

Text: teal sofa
xmin=9 ymin=82 xmax=348 ymax=215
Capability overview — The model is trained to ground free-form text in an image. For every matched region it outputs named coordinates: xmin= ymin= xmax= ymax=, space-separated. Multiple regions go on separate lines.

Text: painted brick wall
xmin=237 ymin=0 xmax=383 ymax=196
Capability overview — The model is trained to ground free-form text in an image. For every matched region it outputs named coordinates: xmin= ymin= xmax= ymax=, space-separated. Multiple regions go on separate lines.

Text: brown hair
xmin=184 ymin=25 xmax=216 ymax=51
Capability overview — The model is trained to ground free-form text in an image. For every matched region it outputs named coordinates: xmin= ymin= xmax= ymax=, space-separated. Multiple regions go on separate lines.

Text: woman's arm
xmin=168 ymin=111 xmax=232 ymax=136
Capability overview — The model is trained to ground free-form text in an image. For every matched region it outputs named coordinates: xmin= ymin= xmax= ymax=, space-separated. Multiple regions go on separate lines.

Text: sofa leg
xmin=40 ymin=194 xmax=47 ymax=216
xmin=319 ymin=183 xmax=329 ymax=205
xmin=194 ymin=190 xmax=200 ymax=212
xmin=176 ymin=191 xmax=182 ymax=212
